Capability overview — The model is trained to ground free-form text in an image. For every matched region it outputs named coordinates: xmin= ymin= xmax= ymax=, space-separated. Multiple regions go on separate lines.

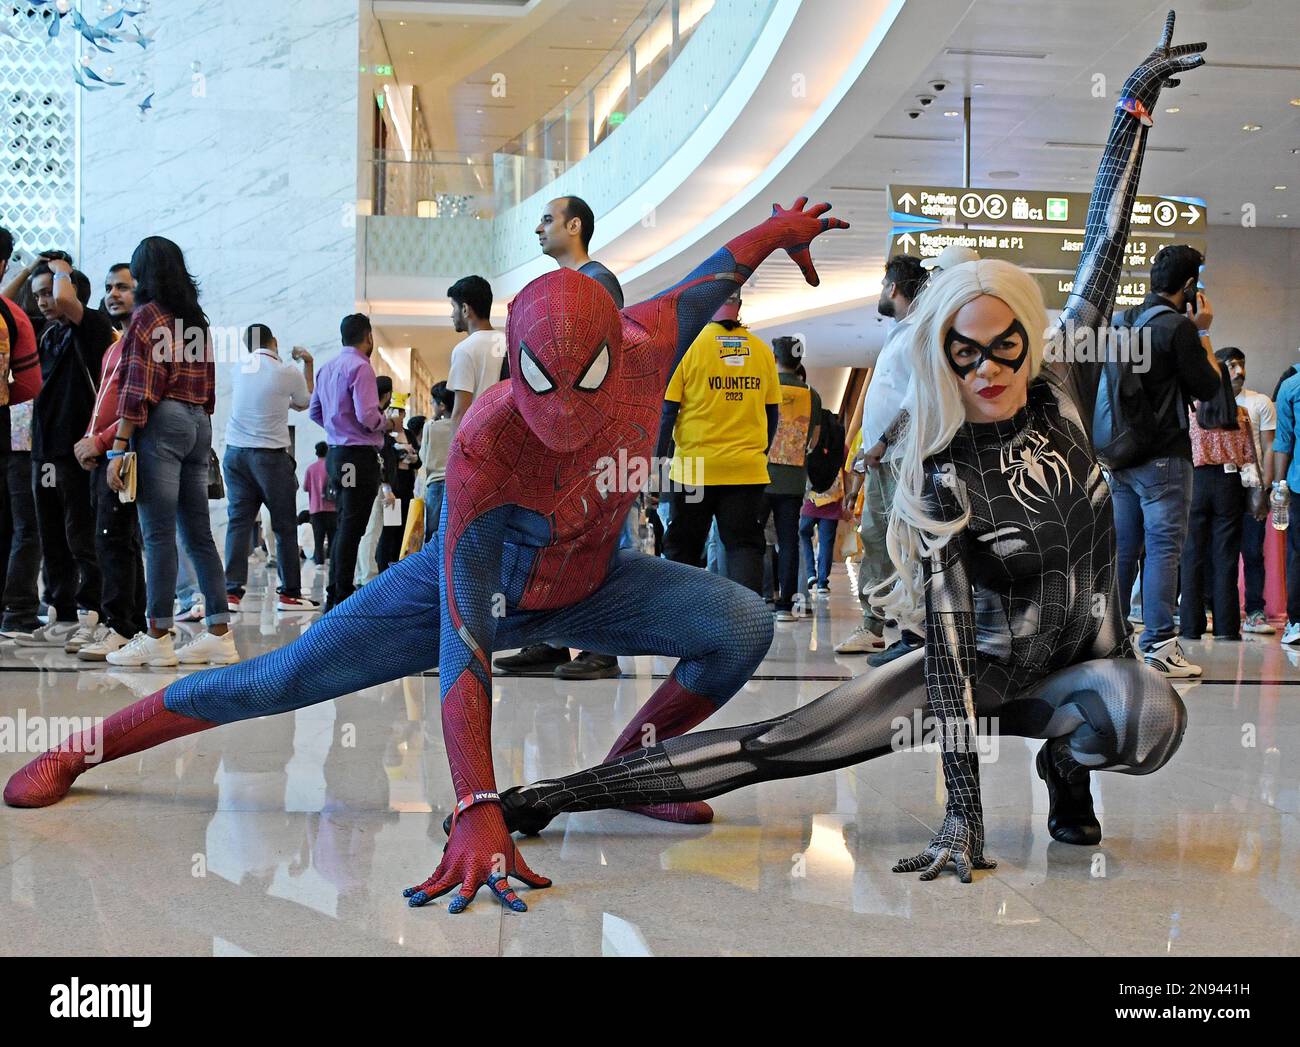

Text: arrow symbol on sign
xmin=898 ymin=232 xmax=916 ymax=251
xmin=897 ymin=192 xmax=917 ymax=212
xmin=1182 ymin=205 xmax=1200 ymax=223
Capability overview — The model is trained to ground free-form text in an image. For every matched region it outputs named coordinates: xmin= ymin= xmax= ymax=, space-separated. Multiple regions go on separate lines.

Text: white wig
xmin=873 ymin=259 xmax=1051 ymax=623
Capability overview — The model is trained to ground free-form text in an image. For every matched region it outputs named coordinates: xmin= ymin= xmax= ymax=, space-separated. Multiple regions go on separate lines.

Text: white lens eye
xmin=519 ymin=343 xmax=553 ymax=394
xmin=576 ymin=343 xmax=610 ymax=391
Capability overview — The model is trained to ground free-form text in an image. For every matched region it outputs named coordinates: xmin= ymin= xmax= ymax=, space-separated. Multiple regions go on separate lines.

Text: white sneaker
xmin=227 ymin=595 xmax=243 ymax=613
xmin=276 ymin=594 xmax=320 ymax=613
xmin=1243 ymin=611 xmax=1276 ymax=635
xmin=77 ymin=629 xmax=132 ymax=661
xmin=835 ymin=624 xmax=887 ymax=654
xmin=774 ymin=609 xmax=797 ymax=623
xmin=106 ymin=631 xmax=179 ymax=667
xmin=1144 ymin=637 xmax=1202 ymax=678
xmin=1282 ymin=622 xmax=1300 ymax=646
xmin=63 ymin=612 xmax=104 ymax=654
xmin=177 ymin=630 xmax=239 ymax=665
xmin=13 ymin=619 xmax=80 ymax=648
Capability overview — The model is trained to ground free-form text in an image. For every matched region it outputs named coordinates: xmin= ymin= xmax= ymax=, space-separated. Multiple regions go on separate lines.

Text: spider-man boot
xmin=4 ymin=689 xmax=216 ymax=808
xmin=602 ymin=677 xmax=718 ymax=824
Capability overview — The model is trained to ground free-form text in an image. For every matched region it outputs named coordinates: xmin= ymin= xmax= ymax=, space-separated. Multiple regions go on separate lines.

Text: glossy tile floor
xmin=0 ymin=556 xmax=1296 ymax=956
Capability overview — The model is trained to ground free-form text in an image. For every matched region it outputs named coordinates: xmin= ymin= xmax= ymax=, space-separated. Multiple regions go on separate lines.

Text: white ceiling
xmin=745 ymin=0 xmax=1300 ymax=306
xmin=375 ymin=0 xmax=649 ymax=155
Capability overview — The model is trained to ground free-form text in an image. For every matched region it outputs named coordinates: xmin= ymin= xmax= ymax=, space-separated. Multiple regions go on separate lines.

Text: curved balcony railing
xmin=366 ymin=0 xmax=724 ymax=219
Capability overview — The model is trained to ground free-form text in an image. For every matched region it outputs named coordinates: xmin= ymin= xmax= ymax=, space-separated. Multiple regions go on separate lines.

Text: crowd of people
xmin=1 ymin=187 xmax=1297 ymax=684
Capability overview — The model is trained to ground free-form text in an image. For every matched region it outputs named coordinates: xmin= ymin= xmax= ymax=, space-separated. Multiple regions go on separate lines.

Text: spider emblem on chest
xmin=999 ymin=429 xmax=1073 ymax=510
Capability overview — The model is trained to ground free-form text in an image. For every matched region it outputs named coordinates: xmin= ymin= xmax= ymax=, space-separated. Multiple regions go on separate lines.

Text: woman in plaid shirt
xmin=105 ymin=236 xmax=237 ymax=668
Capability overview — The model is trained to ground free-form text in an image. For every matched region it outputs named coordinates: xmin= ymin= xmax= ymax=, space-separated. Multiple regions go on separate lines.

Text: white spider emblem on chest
xmin=999 ymin=429 xmax=1073 ymax=510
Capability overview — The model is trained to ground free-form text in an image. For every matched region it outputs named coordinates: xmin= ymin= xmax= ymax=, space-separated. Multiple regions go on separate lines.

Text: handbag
xmin=399 ymin=496 xmax=425 ymax=559
xmin=116 ymin=452 xmax=137 ymax=504
xmin=207 ymin=448 xmax=225 ymax=500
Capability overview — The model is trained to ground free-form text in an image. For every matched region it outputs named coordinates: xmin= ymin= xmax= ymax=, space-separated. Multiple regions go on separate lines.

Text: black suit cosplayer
xmin=481 ymin=13 xmax=1205 ymax=881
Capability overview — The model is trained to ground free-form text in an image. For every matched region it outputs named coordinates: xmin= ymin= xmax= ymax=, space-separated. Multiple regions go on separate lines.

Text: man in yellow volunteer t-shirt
xmin=657 ymin=291 xmax=779 ymax=595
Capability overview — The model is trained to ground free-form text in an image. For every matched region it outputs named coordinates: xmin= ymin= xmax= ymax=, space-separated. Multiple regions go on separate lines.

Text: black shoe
xmin=441 ymin=787 xmax=553 ymax=838
xmin=1036 ymin=740 xmax=1102 ymax=845
xmin=493 ymin=643 xmax=572 ymax=675
xmin=554 ymin=651 xmax=620 ymax=680
xmin=867 ymin=630 xmax=923 ymax=667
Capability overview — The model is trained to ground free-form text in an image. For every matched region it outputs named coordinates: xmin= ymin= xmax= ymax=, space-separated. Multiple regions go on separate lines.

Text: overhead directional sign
xmin=888 ymin=184 xmax=1206 ymax=235
xmin=888 ymin=227 xmax=1206 ymax=274
xmin=1032 ymin=273 xmax=1152 ymax=312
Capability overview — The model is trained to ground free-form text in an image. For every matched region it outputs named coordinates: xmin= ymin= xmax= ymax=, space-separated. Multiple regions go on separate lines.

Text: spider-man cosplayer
xmin=5 ymin=198 xmax=848 ymax=912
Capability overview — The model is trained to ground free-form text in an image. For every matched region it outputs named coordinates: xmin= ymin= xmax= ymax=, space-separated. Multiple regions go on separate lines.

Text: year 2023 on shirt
xmin=666 ymin=322 xmax=779 ymax=487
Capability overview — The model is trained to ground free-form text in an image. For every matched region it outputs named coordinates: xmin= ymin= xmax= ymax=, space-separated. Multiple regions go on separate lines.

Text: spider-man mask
xmin=507 ymin=269 xmax=623 ymax=453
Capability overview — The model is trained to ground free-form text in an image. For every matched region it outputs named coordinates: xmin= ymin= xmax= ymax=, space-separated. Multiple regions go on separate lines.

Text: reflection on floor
xmin=0 ymin=557 xmax=1296 ymax=956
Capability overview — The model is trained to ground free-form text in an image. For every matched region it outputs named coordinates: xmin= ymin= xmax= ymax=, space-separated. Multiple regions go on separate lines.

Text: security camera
xmin=906 ymin=109 xmax=922 ymax=119
xmin=930 ymin=80 xmax=949 ymax=93
xmin=918 ymin=95 xmax=935 ymax=106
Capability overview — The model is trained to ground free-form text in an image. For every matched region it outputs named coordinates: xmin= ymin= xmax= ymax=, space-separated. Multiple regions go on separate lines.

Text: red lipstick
xmin=977 ymin=385 xmax=1007 ymax=400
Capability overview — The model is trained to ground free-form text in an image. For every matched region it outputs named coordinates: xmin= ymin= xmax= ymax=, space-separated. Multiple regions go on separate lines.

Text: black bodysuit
xmin=496 ymin=14 xmax=1201 ymax=864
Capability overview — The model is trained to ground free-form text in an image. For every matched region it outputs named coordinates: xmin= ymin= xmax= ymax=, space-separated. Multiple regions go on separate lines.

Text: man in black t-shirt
xmin=1109 ymin=245 xmax=1223 ymax=677
xmin=14 ymin=259 xmax=113 ymax=652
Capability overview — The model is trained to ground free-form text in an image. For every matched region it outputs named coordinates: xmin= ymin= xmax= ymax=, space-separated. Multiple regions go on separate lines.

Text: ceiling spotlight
xmin=1242 ymin=123 xmax=1262 ymax=131
xmin=1165 ymin=106 xmax=1180 ymax=113
xmin=943 ymin=110 xmax=960 ymax=117
xmin=1279 ymin=213 xmax=1290 ymax=219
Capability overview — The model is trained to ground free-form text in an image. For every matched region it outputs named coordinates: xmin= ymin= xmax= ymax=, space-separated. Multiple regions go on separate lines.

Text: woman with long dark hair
xmin=103 ymin=236 xmax=237 ymax=667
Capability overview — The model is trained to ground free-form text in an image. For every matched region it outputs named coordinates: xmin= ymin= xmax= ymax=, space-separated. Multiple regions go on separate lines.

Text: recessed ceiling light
xmin=1290 ymin=99 xmax=1300 ymax=107
xmin=1275 ymin=185 xmax=1289 ymax=190
xmin=943 ymin=110 xmax=960 ymax=117
xmin=1279 ymin=214 xmax=1290 ymax=219
xmin=972 ymin=83 xmax=985 ymax=89
xmin=1243 ymin=123 xmax=1262 ymax=131
xmin=1165 ymin=106 xmax=1180 ymax=113
xmin=476 ymin=108 xmax=483 ymax=114
xmin=407 ymin=51 xmax=414 ymax=55
xmin=398 ymin=20 xmax=405 ymax=26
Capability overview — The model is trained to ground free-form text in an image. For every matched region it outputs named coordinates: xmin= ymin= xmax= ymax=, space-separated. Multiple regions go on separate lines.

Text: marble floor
xmin=0 ymin=557 xmax=1296 ymax=956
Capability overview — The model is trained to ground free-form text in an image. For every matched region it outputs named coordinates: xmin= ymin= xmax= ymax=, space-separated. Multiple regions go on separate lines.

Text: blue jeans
xmin=764 ymin=493 xmax=802 ymax=610
xmin=423 ymin=478 xmax=445 ymax=542
xmin=800 ymin=515 xmax=838 ymax=588
xmin=223 ymin=445 xmax=302 ymax=597
xmin=134 ymin=399 xmax=231 ymax=630
xmin=1241 ymin=511 xmax=1267 ymax=616
xmin=1110 ymin=455 xmax=1193 ymax=652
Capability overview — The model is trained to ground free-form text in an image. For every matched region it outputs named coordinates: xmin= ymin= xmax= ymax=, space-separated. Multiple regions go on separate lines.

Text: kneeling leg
xmin=1000 ymin=657 xmax=1187 ymax=844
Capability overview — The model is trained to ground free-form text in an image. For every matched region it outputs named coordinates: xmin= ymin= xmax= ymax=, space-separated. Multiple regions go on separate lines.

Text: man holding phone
xmin=1109 ymin=244 xmax=1224 ymax=677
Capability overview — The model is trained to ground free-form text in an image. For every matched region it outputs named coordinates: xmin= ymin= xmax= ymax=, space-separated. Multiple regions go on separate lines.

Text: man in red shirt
xmin=0 ymin=229 xmax=44 ymax=636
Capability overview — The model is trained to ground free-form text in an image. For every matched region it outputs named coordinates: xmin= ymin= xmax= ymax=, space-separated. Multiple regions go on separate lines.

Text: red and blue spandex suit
xmin=4 ymin=199 xmax=847 ymax=912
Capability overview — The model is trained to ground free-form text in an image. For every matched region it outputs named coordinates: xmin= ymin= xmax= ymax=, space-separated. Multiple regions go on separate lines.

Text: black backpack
xmin=805 ymin=407 xmax=846 ymax=493
xmin=1092 ymin=303 xmax=1180 ymax=470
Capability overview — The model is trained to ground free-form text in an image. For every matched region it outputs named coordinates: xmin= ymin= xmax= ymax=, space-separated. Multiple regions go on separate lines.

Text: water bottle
xmin=1271 ymin=481 xmax=1290 ymax=532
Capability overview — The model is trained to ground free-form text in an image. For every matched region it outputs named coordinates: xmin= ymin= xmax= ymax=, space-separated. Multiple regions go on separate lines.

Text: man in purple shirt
xmin=309 ymin=314 xmax=389 ymax=610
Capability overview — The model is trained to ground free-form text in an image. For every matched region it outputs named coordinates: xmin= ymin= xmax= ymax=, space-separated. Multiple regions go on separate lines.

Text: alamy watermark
xmin=0 ymin=710 xmax=103 ymax=762
xmin=594 ymin=449 xmax=706 ymax=501
xmin=890 ymin=710 xmax=1000 ymax=762
xmin=1043 ymin=320 xmax=1154 ymax=372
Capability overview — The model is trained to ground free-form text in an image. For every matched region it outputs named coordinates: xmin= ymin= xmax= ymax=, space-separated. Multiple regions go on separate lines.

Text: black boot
xmin=1036 ymin=739 xmax=1102 ymax=845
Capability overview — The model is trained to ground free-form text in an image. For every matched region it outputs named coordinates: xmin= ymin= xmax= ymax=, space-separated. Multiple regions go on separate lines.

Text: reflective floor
xmin=0 ymin=556 xmax=1296 ymax=956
